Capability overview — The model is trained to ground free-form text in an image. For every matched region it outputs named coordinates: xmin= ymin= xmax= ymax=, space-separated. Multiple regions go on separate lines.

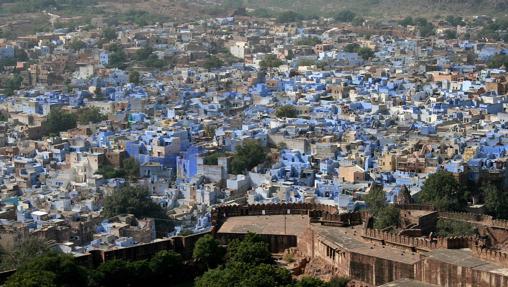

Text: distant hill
xmin=221 ymin=0 xmax=508 ymax=18
xmin=0 ymin=0 xmax=506 ymax=35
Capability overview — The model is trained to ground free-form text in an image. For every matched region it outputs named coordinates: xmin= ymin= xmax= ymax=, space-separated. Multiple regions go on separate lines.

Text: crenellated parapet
xmin=472 ymin=245 xmax=508 ymax=267
xmin=211 ymin=203 xmax=339 ymax=227
xmin=439 ymin=211 xmax=508 ymax=230
xmin=310 ymin=210 xmax=364 ymax=227
xmin=362 ymin=228 xmax=480 ymax=252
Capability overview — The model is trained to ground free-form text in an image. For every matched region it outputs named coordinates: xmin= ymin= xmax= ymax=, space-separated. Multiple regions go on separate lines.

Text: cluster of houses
xmin=0 ymin=12 xmax=506 ymax=258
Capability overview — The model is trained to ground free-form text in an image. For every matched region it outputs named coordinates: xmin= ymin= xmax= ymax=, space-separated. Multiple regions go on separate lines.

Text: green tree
xmin=6 ymin=253 xmax=88 ymax=287
xmin=4 ymin=74 xmax=23 ymax=96
xmin=276 ymin=11 xmax=304 ymax=23
xmin=195 ymin=233 xmax=317 ymax=287
xmin=344 ymin=43 xmax=360 ymax=53
xmin=76 ymin=107 xmax=106 ymax=124
xmin=399 ymin=16 xmax=414 ymax=27
xmin=96 ymin=259 xmax=152 ymax=286
xmin=102 ymin=186 xmax=173 ymax=236
xmin=103 ymin=186 xmax=161 ymax=218
xmin=276 ymin=105 xmax=298 ymax=118
xmin=328 ymin=277 xmax=350 ymax=287
xmin=95 ymin=158 xmax=138 ymax=180
xmin=129 ymin=70 xmax=140 ymax=85
xmin=260 ymin=54 xmax=283 ymax=69
xmin=484 ymin=184 xmax=508 ymax=219
xmin=95 ymin=164 xmax=126 ymax=179
xmin=444 ymin=30 xmax=457 ymax=39
xmin=445 ymin=15 xmax=465 ymax=26
xmin=294 ymin=37 xmax=322 ymax=46
xmin=129 ymin=260 xmax=152 ymax=286
xmin=415 ymin=18 xmax=434 ymax=37
xmin=4 ymin=270 xmax=57 ymax=287
xmin=90 ymin=250 xmax=184 ymax=286
xmin=195 ymin=266 xmax=239 ymax=287
xmin=115 ymin=10 xmax=167 ymax=26
xmin=297 ymin=59 xmax=316 ymax=67
xmin=102 ymin=27 xmax=117 ymax=41
xmin=108 ymin=49 xmax=126 ymax=69
xmin=0 ymin=28 xmax=16 ymax=40
xmin=251 ymin=8 xmax=274 ymax=18
xmin=357 ymin=47 xmax=374 ymax=60
xmin=14 ymin=48 xmax=28 ymax=62
xmin=193 ymin=234 xmax=225 ymax=268
xmin=364 ymin=185 xmax=386 ymax=215
xmin=352 ymin=17 xmax=365 ymax=26
xmin=69 ymin=39 xmax=85 ymax=51
xmin=343 ymin=44 xmax=374 ymax=60
xmin=204 ymin=55 xmax=224 ymax=70
xmin=436 ymin=219 xmax=477 ymax=237
xmin=1 ymin=238 xmax=51 ymax=270
xmin=236 ymin=263 xmax=292 ymax=287
xmin=203 ymin=152 xmax=225 ymax=165
xmin=46 ymin=108 xmax=77 ymax=135
xmin=144 ymin=54 xmax=165 ymax=68
xmin=419 ymin=171 xmax=466 ymax=211
xmin=230 ymin=140 xmax=267 ymax=174
xmin=94 ymin=259 xmax=134 ymax=287
xmin=135 ymin=47 xmax=154 ymax=61
xmin=195 ymin=261 xmax=292 ymax=287
xmin=488 ymin=54 xmax=508 ymax=68
xmin=204 ymin=125 xmax=216 ymax=138
xmin=5 ymin=249 xmax=189 ymax=287
xmin=122 ymin=157 xmax=140 ymax=180
xmin=365 ymin=185 xmax=400 ymax=229
xmin=148 ymin=250 xmax=183 ymax=282
xmin=373 ymin=206 xmax=400 ymax=230
xmin=296 ymin=277 xmax=327 ymax=287
xmin=335 ymin=10 xmax=356 ymax=23
xmin=226 ymin=233 xmax=273 ymax=265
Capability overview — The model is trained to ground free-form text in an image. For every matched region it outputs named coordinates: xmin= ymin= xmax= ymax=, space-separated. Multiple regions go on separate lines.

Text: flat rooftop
xmin=380 ymin=278 xmax=439 ymax=286
xmin=426 ymin=249 xmax=486 ymax=268
xmin=218 ymin=215 xmax=309 ymax=236
xmin=312 ymin=224 xmax=421 ymax=265
xmin=426 ymin=249 xmax=508 ymax=276
xmin=218 ymin=216 xmax=420 ymax=265
xmin=402 ymin=210 xmax=436 ymax=217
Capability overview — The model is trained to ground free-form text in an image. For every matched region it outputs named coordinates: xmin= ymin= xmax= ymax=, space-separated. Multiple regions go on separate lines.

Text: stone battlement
xmin=395 ymin=203 xmax=436 ymax=211
xmin=211 ymin=203 xmax=339 ymax=226
xmin=394 ymin=205 xmax=508 ymax=231
xmin=309 ymin=210 xmax=364 ymax=227
xmin=439 ymin=211 xmax=508 ymax=230
xmin=472 ymin=246 xmax=508 ymax=267
xmin=362 ymin=228 xmax=479 ymax=252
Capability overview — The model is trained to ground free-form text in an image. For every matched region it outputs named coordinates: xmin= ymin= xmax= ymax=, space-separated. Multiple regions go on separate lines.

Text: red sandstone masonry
xmin=362 ymin=228 xmax=478 ymax=252
xmin=472 ymin=245 xmax=508 ymax=267
xmin=211 ymin=203 xmax=339 ymax=226
xmin=395 ymin=204 xmax=508 ymax=230
xmin=439 ymin=211 xmax=508 ymax=230
xmin=395 ymin=204 xmax=435 ymax=211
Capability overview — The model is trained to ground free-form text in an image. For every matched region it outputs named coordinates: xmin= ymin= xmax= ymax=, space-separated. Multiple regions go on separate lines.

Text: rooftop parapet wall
xmin=439 ymin=211 xmax=508 ymax=230
xmin=76 ymin=231 xmax=211 ymax=267
xmin=211 ymin=203 xmax=339 ymax=226
xmin=472 ymin=246 xmax=508 ymax=267
xmin=396 ymin=205 xmax=508 ymax=230
xmin=395 ymin=204 xmax=436 ymax=211
xmin=362 ymin=228 xmax=479 ymax=252
xmin=216 ymin=232 xmax=297 ymax=253
xmin=309 ymin=210 xmax=364 ymax=227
